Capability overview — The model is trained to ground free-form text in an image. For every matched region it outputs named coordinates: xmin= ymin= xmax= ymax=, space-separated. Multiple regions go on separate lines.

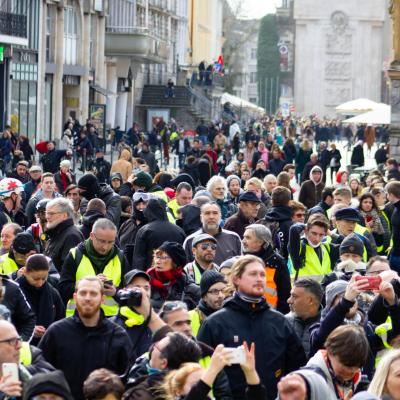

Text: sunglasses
xmin=199 ymin=243 xmax=217 ymax=250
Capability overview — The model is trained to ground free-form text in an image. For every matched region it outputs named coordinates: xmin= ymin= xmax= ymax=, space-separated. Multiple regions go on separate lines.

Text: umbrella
xmin=343 ymin=104 xmax=391 ymax=125
xmin=335 ymin=98 xmax=381 ymax=116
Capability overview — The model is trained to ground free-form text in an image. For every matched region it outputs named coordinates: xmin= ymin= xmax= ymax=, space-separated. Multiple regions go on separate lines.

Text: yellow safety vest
xmin=377 ymin=211 xmax=391 ymax=255
xmin=189 ymin=308 xmax=202 ymax=337
xmin=185 ymin=262 xmax=202 ymax=285
xmin=20 ymin=342 xmax=32 ymax=366
xmin=264 ymin=267 xmax=278 ymax=309
xmin=168 ymin=198 xmax=180 ymax=219
xmin=375 ymin=317 xmax=393 ymax=367
xmin=326 ymin=230 xmax=368 ymax=262
xmin=289 ymin=241 xmax=331 ymax=282
xmin=119 ymin=306 xmax=145 ymax=327
xmin=0 ymin=254 xmax=18 ymax=275
xmin=66 ymin=248 xmax=122 ymax=317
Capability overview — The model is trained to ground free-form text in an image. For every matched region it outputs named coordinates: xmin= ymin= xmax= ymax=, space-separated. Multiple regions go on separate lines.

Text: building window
xmin=46 ymin=5 xmax=54 ymax=63
xmin=250 ymin=72 xmax=257 ymax=83
xmin=251 ymin=48 xmax=257 ymax=59
xmin=64 ymin=3 xmax=78 ymax=65
xmin=249 ymin=97 xmax=257 ymax=104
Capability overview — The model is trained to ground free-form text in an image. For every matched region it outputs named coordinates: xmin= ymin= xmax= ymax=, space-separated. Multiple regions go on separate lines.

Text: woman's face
xmin=374 ymin=192 xmax=386 ymax=207
xmin=153 ymin=251 xmax=173 ymax=272
xmin=361 ymin=198 xmax=373 ymax=212
xmin=350 ymin=180 xmax=359 ymax=191
xmin=385 ymin=358 xmax=400 ymax=400
xmin=341 ymin=172 xmax=348 ymax=183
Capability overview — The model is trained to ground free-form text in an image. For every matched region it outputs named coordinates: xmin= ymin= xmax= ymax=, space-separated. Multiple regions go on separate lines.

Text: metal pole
xmin=270 ymin=77 xmax=273 ymax=115
xmin=275 ymin=76 xmax=280 ymax=111
xmin=264 ymin=78 xmax=267 ymax=113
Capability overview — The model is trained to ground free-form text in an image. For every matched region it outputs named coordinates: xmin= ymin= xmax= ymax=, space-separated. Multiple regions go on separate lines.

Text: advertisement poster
xmin=147 ymin=109 xmax=170 ymax=132
xmin=89 ymin=104 xmax=106 ymax=138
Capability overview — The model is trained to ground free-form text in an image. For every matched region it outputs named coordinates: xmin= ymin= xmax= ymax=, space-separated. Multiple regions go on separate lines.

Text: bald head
xmin=0 ymin=320 xmax=21 ymax=367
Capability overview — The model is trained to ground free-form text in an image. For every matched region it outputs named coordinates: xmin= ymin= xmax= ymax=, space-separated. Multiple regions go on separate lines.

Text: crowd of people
xmin=0 ymin=115 xmax=399 ymax=400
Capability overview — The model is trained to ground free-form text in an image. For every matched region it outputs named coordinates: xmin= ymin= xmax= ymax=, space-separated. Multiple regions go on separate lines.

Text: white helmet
xmin=0 ymin=178 xmax=24 ymax=199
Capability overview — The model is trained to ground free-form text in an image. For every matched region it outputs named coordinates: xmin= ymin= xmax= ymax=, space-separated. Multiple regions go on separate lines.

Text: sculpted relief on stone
xmin=325 ymin=61 xmax=351 ymax=80
xmin=324 ymin=86 xmax=352 ymax=106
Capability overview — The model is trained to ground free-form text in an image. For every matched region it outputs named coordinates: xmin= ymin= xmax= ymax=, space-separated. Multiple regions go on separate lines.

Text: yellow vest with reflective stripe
xmin=168 ymin=198 xmax=180 ymax=219
xmin=189 ymin=308 xmax=202 ymax=337
xmin=377 ymin=211 xmax=391 ymax=255
xmin=0 ymin=254 xmax=18 ymax=275
xmin=20 ymin=342 xmax=32 ymax=366
xmin=353 ymin=224 xmax=371 ymax=261
xmin=66 ymin=247 xmax=122 ymax=317
xmin=290 ymin=243 xmax=331 ymax=282
xmin=375 ymin=318 xmax=392 ymax=350
xmin=185 ymin=262 xmax=202 ymax=285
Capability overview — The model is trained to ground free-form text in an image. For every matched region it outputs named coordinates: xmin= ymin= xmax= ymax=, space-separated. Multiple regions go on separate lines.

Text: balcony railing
xmin=0 ymin=11 xmax=27 ymax=39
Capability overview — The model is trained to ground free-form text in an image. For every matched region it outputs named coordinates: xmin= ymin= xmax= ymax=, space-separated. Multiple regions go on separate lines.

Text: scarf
xmin=260 ymin=148 xmax=268 ymax=165
xmin=147 ymin=266 xmax=184 ymax=299
xmin=60 ymin=171 xmax=68 ymax=192
xmin=359 ymin=209 xmax=384 ymax=235
xmin=197 ymin=299 xmax=215 ymax=317
xmin=237 ymin=290 xmax=263 ymax=304
xmin=119 ymin=306 xmax=145 ymax=327
xmin=84 ymin=239 xmax=116 ymax=272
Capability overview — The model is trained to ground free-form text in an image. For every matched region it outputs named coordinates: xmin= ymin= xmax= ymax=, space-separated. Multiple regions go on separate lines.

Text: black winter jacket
xmin=38 ymin=311 xmax=132 ymax=400
xmin=97 ymin=184 xmax=122 ymax=226
xmin=40 ymin=149 xmax=68 ymax=173
xmin=44 ymin=218 xmax=84 ymax=272
xmin=26 ymin=345 xmax=56 ymax=375
xmin=80 ymin=209 xmax=105 ymax=239
xmin=197 ymin=294 xmax=306 ymax=400
xmin=133 ymin=198 xmax=186 ymax=271
xmin=1 ymin=276 xmax=36 ymax=341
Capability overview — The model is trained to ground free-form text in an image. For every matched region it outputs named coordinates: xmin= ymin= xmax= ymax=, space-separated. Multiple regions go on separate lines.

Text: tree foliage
xmin=257 ymin=14 xmax=280 ymax=114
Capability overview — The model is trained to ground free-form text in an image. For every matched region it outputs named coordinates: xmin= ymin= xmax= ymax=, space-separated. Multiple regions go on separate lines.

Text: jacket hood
xmin=144 ymin=198 xmax=168 ymax=222
xmin=179 ymin=204 xmax=201 ymax=235
xmin=291 ymin=369 xmax=334 ymax=400
xmin=223 ymin=292 xmax=269 ymax=314
xmin=310 ymin=165 xmax=323 ymax=185
xmin=120 ymin=148 xmax=132 ymax=161
xmin=264 ymin=205 xmax=293 ymax=222
xmin=82 ymin=209 xmax=105 ymax=227
xmin=98 ymin=183 xmax=115 ymax=198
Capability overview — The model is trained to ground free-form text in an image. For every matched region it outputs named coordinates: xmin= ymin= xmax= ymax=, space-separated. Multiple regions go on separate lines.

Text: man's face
xmin=42 ymin=177 xmax=55 ymax=193
xmin=201 ymin=205 xmax=221 ymax=232
xmin=46 ymin=205 xmax=67 ymax=229
xmin=211 ymin=183 xmax=225 ymax=200
xmin=135 ymin=201 xmax=147 ymax=212
xmin=90 ymin=228 xmax=116 ymax=255
xmin=193 ymin=141 xmax=201 ymax=150
xmin=239 ymin=201 xmax=260 ymax=219
xmin=311 ymin=170 xmax=322 ymax=182
xmin=264 ymin=177 xmax=277 ymax=193
xmin=334 ymin=195 xmax=350 ymax=206
xmin=14 ymin=250 xmax=36 ymax=267
xmin=126 ymin=276 xmax=151 ymax=297
xmin=47 ymin=142 xmax=55 ymax=151
xmin=287 ymin=168 xmax=295 ymax=180
xmin=192 ymin=240 xmax=217 ymax=264
xmin=229 ymin=180 xmax=241 ymax=197
xmin=111 ymin=179 xmax=121 ymax=189
xmin=272 ymin=150 xmax=280 ymax=159
xmin=233 ymin=262 xmax=266 ymax=297
xmin=336 ymin=219 xmax=356 ymax=236
xmin=287 ymin=286 xmax=315 ymax=319
xmin=165 ymin=309 xmax=192 ymax=338
xmin=24 ymin=269 xmax=48 ymax=288
xmin=30 ymin=171 xmax=42 ymax=181
xmin=0 ymin=323 xmax=21 ymax=366
xmin=16 ymin=165 xmax=27 ymax=176
xmin=66 ymin=189 xmax=80 ymax=207
xmin=387 ymin=192 xmax=399 ymax=204
xmin=241 ymin=170 xmax=250 ymax=180
xmin=203 ymin=281 xmax=226 ymax=311
xmin=329 ymin=353 xmax=360 ymax=382
xmin=176 ymin=188 xmax=193 ymax=206
xmin=305 ymin=225 xmax=326 ymax=247
xmin=340 ymin=253 xmax=362 ymax=263
xmin=74 ymin=280 xmax=104 ymax=319
xmin=242 ymin=229 xmax=263 ymax=253
xmin=1 ymin=226 xmax=16 ymax=252
xmin=149 ymin=336 xmax=169 ymax=370
xmin=292 ymin=209 xmax=305 ymax=223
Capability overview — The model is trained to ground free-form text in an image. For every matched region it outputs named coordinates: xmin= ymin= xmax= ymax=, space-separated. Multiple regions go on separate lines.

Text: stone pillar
xmin=106 ymin=61 xmax=117 ymax=128
xmin=80 ymin=11 xmax=90 ymax=123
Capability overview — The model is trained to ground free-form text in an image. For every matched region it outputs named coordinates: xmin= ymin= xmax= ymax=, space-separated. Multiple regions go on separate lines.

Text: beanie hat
xmin=158 ymin=241 xmax=187 ymax=268
xmin=110 ymin=172 xmax=123 ymax=182
xmin=133 ymin=171 xmax=153 ymax=190
xmin=226 ymin=174 xmax=241 ymax=188
xmin=200 ymin=270 xmax=226 ymax=296
xmin=171 ymin=173 xmax=195 ymax=191
xmin=12 ymin=232 xmax=35 ymax=254
xmin=340 ymin=233 xmax=364 ymax=257
xmin=325 ymin=280 xmax=348 ymax=311
xmin=24 ymin=370 xmax=73 ymax=400
xmin=78 ymin=173 xmax=100 ymax=200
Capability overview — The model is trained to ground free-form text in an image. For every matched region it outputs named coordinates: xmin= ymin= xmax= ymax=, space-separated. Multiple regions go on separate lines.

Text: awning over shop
xmin=90 ymin=83 xmax=117 ymax=98
xmin=220 ymin=92 xmax=265 ymax=116
xmin=343 ymin=103 xmax=391 ymax=125
xmin=335 ymin=98 xmax=381 ymax=116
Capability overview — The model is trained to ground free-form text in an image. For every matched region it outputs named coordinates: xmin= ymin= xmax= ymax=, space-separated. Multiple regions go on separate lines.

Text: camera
xmin=117 ymin=288 xmax=142 ymax=308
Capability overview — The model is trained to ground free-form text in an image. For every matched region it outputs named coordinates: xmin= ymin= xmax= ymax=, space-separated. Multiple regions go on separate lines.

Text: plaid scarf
xmin=147 ymin=266 xmax=184 ymax=299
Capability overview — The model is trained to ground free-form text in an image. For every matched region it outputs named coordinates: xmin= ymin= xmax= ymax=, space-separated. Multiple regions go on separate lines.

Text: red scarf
xmin=60 ymin=171 xmax=68 ymax=191
xmin=147 ymin=266 xmax=184 ymax=299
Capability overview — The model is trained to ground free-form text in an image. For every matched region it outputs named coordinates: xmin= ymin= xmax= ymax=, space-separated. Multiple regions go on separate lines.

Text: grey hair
xmin=46 ymin=197 xmax=74 ymax=219
xmin=246 ymin=224 xmax=272 ymax=245
xmin=92 ymin=218 xmax=117 ymax=233
xmin=206 ymin=176 xmax=227 ymax=196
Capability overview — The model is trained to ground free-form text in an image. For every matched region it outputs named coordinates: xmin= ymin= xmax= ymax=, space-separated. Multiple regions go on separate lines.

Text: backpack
xmin=261 ymin=220 xmax=281 ymax=251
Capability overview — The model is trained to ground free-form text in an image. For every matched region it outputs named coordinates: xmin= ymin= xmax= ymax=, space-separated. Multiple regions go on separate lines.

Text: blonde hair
xmin=229 ymin=255 xmax=264 ymax=290
xmin=244 ymin=177 xmax=263 ymax=191
xmin=368 ymin=349 xmax=400 ymax=397
xmin=162 ymin=362 xmax=203 ymax=400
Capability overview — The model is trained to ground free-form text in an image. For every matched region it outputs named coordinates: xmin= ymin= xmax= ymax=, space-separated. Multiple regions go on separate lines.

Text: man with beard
xmin=59 ymin=218 xmax=130 ymax=317
xmin=39 ymin=276 xmax=131 ymax=400
xmin=242 ymin=224 xmax=291 ymax=314
xmin=118 ymin=192 xmax=149 ymax=266
xmin=184 ymin=234 xmax=219 ymax=285
xmin=189 ymin=270 xmax=227 ymax=337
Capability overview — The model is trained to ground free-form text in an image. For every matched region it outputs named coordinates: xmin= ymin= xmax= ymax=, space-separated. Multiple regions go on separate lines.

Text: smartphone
xmin=366 ymin=215 xmax=373 ymax=223
xmin=2 ymin=363 xmax=18 ymax=380
xmin=225 ymin=346 xmax=246 ymax=364
xmin=355 ymin=275 xmax=382 ymax=291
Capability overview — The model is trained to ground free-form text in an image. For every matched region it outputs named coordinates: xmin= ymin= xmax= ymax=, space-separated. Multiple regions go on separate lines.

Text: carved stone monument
xmin=293 ymin=0 xmax=387 ymax=117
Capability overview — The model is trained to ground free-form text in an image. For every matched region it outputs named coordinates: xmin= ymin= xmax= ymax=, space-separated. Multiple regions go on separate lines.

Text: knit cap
xmin=325 ymin=279 xmax=348 ymax=311
xmin=200 ymin=270 xmax=226 ymax=296
xmin=340 ymin=233 xmax=364 ymax=257
xmin=158 ymin=241 xmax=187 ymax=268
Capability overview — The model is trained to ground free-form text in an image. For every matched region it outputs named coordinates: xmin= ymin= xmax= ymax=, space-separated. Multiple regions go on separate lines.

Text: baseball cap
xmin=124 ymin=269 xmax=150 ymax=287
xmin=192 ymin=233 xmax=217 ymax=247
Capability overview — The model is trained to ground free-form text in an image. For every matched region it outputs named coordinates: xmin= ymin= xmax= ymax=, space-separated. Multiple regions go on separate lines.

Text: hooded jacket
xmin=260 ymin=205 xmax=293 ymax=259
xmin=198 ymin=293 xmax=306 ymax=400
xmin=178 ymin=204 xmax=202 ymax=235
xmin=79 ymin=209 xmax=105 ymax=239
xmin=298 ymin=166 xmax=325 ymax=209
xmin=97 ymin=184 xmax=122 ymax=226
xmin=133 ymin=198 xmax=186 ymax=271
xmin=110 ymin=149 xmax=133 ymax=182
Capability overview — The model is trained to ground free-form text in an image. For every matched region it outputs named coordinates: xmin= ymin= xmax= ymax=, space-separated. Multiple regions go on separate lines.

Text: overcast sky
xmin=227 ymin=0 xmax=282 ymax=19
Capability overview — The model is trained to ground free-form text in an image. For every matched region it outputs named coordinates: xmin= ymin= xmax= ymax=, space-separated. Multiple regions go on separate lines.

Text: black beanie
xmin=158 ymin=241 xmax=187 ymax=268
xmin=12 ymin=232 xmax=35 ymax=254
xmin=200 ymin=270 xmax=226 ymax=296
xmin=24 ymin=370 xmax=73 ymax=400
xmin=340 ymin=233 xmax=364 ymax=257
xmin=78 ymin=173 xmax=100 ymax=199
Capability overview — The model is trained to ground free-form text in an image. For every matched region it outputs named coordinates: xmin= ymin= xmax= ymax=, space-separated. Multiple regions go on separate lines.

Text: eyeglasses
xmin=207 ymin=288 xmax=225 ymax=295
xmin=199 ymin=243 xmax=217 ymax=250
xmin=154 ymin=255 xmax=171 ymax=261
xmin=0 ymin=336 xmax=22 ymax=346
xmin=92 ymin=233 xmax=115 ymax=246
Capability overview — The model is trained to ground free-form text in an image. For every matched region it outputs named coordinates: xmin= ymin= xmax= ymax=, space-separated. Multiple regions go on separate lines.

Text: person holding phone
xmin=310 ymin=276 xmax=400 ymax=379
